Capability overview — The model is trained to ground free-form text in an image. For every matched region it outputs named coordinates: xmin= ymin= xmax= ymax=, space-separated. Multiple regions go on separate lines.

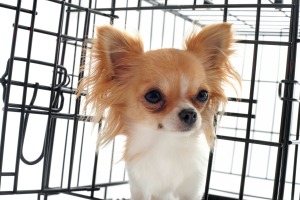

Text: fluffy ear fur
xmin=77 ymin=26 xmax=144 ymax=147
xmin=185 ymin=23 xmax=241 ymax=147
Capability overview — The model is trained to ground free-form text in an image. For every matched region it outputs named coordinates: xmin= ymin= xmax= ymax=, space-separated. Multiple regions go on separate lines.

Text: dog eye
xmin=145 ymin=90 xmax=162 ymax=104
xmin=196 ymin=90 xmax=208 ymax=103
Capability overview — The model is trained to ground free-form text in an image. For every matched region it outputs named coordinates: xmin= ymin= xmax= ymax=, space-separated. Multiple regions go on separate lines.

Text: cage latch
xmin=278 ymin=80 xmax=300 ymax=102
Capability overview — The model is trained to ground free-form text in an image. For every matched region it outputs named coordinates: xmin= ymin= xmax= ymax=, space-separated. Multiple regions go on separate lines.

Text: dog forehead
xmin=143 ymin=49 xmax=205 ymax=73
xmin=138 ymin=49 xmax=206 ymax=89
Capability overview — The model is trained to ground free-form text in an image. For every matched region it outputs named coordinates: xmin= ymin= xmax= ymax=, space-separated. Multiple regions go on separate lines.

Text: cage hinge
xmin=278 ymin=80 xmax=300 ymax=102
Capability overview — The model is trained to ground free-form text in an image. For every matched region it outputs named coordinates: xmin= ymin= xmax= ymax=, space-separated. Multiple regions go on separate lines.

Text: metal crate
xmin=0 ymin=0 xmax=299 ymax=199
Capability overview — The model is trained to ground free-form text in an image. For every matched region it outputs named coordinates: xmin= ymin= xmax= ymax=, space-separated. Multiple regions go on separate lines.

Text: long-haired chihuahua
xmin=77 ymin=23 xmax=241 ymax=200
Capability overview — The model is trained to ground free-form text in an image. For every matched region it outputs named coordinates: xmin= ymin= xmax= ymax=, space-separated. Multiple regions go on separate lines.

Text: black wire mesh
xmin=0 ymin=0 xmax=299 ymax=199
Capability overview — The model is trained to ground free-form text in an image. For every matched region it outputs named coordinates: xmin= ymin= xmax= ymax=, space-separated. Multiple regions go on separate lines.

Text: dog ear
xmin=93 ymin=25 xmax=144 ymax=81
xmin=185 ymin=23 xmax=240 ymax=111
xmin=185 ymin=23 xmax=234 ymax=69
xmin=77 ymin=26 xmax=144 ymax=147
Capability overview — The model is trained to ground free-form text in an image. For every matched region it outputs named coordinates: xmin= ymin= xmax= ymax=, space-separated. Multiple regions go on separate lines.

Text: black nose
xmin=178 ymin=109 xmax=197 ymax=126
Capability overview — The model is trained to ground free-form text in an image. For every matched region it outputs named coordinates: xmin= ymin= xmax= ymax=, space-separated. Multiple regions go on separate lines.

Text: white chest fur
xmin=125 ymin=126 xmax=209 ymax=200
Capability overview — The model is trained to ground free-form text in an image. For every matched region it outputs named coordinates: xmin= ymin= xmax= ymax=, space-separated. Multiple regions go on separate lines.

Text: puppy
xmin=77 ymin=23 xmax=240 ymax=200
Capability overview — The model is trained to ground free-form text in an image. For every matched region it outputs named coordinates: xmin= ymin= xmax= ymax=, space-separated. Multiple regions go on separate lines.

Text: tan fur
xmin=77 ymin=26 xmax=144 ymax=147
xmin=77 ymin=23 xmax=241 ymax=149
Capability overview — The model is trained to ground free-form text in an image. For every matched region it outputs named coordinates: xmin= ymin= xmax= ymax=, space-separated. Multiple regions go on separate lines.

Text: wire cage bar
xmin=0 ymin=0 xmax=299 ymax=199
